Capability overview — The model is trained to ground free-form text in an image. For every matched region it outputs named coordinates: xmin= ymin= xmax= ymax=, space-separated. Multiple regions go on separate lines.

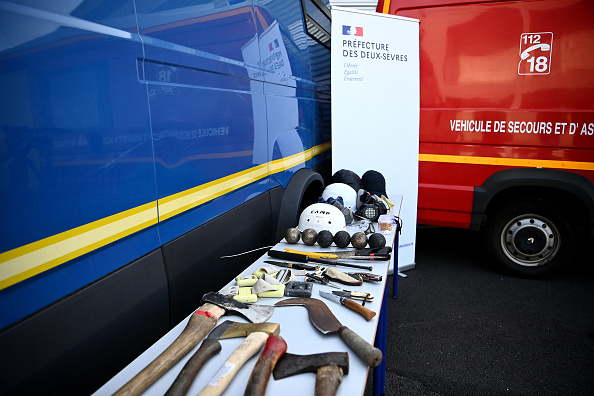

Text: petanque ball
xmin=317 ymin=230 xmax=334 ymax=248
xmin=351 ymin=232 xmax=368 ymax=249
xmin=333 ymin=230 xmax=351 ymax=248
xmin=301 ymin=228 xmax=318 ymax=246
xmin=368 ymin=233 xmax=386 ymax=248
xmin=285 ymin=227 xmax=301 ymax=244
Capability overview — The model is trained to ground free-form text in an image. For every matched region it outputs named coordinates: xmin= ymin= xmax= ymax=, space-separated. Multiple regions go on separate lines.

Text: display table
xmin=93 ymin=224 xmax=397 ymax=396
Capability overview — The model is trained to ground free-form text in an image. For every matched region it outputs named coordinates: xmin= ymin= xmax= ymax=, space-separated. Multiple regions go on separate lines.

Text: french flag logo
xmin=342 ymin=25 xmax=363 ymax=37
xmin=269 ymin=39 xmax=279 ymax=51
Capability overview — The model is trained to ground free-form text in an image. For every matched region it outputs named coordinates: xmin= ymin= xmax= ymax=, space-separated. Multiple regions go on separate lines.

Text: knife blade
xmin=263 ymin=260 xmax=318 ymax=271
xmin=319 ymin=290 xmax=376 ymax=321
xmin=332 ymin=290 xmax=374 ymax=302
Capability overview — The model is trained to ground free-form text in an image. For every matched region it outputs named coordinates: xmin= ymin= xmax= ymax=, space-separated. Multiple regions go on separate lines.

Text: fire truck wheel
xmin=485 ymin=199 xmax=577 ymax=278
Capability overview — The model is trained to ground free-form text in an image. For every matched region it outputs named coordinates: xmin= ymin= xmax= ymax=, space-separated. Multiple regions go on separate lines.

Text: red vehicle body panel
xmin=378 ymin=0 xmax=594 ymax=230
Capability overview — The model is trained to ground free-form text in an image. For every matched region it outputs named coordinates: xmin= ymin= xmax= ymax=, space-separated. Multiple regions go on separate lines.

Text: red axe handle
xmin=244 ymin=335 xmax=288 ymax=396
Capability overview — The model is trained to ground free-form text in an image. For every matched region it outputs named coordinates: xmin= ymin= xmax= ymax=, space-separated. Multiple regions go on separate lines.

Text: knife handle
xmin=244 ymin=335 xmax=287 ymax=396
xmin=164 ymin=338 xmax=222 ymax=396
xmin=198 ymin=331 xmax=269 ymax=396
xmin=343 ymin=299 xmax=376 ymax=321
xmin=268 ymin=250 xmax=309 ymax=263
xmin=337 ymin=326 xmax=383 ymax=368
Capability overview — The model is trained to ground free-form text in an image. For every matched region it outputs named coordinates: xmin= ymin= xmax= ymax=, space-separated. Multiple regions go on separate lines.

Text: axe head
xmin=202 ymin=292 xmax=274 ymax=323
xmin=273 ymin=352 xmax=349 ymax=380
xmin=208 ymin=320 xmax=280 ymax=340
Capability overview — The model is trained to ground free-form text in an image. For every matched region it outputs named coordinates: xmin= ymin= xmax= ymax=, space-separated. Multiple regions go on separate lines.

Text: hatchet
xmin=197 ymin=323 xmax=281 ymax=396
xmin=274 ymin=297 xmax=383 ymax=367
xmin=165 ymin=321 xmax=281 ymax=396
xmin=114 ymin=292 xmax=274 ymax=396
xmin=273 ymin=352 xmax=349 ymax=396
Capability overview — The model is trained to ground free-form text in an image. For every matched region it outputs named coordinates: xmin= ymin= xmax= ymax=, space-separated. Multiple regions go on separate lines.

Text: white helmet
xmin=297 ymin=203 xmax=347 ymax=234
xmin=321 ymin=183 xmax=357 ymax=211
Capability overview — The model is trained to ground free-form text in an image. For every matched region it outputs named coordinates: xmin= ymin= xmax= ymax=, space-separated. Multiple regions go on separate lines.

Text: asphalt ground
xmin=365 ymin=226 xmax=594 ymax=396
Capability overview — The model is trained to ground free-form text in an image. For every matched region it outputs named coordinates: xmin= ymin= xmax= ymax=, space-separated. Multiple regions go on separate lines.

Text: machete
xmin=274 ymin=297 xmax=383 ymax=367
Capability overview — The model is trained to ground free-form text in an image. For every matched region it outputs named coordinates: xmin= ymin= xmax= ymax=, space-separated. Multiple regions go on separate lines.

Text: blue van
xmin=0 ymin=1 xmax=331 ymax=393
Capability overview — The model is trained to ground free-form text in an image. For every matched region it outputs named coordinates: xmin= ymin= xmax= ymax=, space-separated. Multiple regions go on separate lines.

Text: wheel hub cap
xmin=503 ymin=216 xmax=558 ymax=266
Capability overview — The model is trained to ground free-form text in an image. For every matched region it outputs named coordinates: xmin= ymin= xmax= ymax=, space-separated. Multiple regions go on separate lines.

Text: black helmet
xmin=332 ymin=169 xmax=363 ymax=192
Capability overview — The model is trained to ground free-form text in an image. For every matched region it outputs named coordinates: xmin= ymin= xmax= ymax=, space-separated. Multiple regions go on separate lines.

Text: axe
xmin=165 ymin=321 xmax=281 ymax=396
xmin=243 ymin=335 xmax=288 ymax=396
xmin=273 ymin=352 xmax=349 ymax=396
xmin=197 ymin=322 xmax=281 ymax=396
xmin=114 ymin=292 xmax=274 ymax=396
xmin=275 ymin=298 xmax=383 ymax=367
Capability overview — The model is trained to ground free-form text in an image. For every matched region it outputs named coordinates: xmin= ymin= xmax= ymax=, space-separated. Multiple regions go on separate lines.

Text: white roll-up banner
xmin=331 ymin=7 xmax=420 ymax=273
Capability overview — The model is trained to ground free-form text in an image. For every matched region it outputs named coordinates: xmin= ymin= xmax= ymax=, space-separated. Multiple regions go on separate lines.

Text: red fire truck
xmin=377 ymin=0 xmax=594 ymax=277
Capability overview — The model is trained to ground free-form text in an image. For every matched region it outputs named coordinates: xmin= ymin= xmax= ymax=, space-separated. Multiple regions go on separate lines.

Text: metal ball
xmin=285 ymin=227 xmax=301 ymax=244
xmin=368 ymin=233 xmax=386 ymax=248
xmin=334 ymin=230 xmax=351 ymax=248
xmin=301 ymin=228 xmax=318 ymax=246
xmin=317 ymin=230 xmax=334 ymax=248
xmin=351 ymin=232 xmax=368 ymax=249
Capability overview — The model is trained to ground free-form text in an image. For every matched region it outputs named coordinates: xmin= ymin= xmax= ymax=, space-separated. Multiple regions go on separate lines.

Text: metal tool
xmin=274 ymin=298 xmax=383 ymax=367
xmin=263 ymin=260 xmax=318 ymax=271
xmin=305 ymin=273 xmax=342 ymax=289
xmin=268 ymin=249 xmax=373 ymax=271
xmin=332 ymin=290 xmax=374 ymax=303
xmin=319 ymin=290 xmax=376 ymax=321
xmin=273 ymin=352 xmax=349 ymax=396
xmin=347 ymin=272 xmax=383 ymax=282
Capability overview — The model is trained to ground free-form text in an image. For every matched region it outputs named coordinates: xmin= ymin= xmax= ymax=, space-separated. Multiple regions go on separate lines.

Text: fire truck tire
xmin=485 ymin=199 xmax=577 ymax=278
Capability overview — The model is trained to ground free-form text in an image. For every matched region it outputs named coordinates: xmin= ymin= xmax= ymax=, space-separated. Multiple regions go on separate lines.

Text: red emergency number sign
xmin=518 ymin=32 xmax=553 ymax=75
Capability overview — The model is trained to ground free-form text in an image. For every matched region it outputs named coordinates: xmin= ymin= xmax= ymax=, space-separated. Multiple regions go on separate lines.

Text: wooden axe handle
xmin=315 ymin=364 xmax=344 ymax=396
xmin=198 ymin=331 xmax=269 ymax=396
xmin=338 ymin=326 xmax=383 ymax=368
xmin=244 ymin=335 xmax=287 ymax=396
xmin=114 ymin=303 xmax=225 ymax=396
xmin=164 ymin=338 xmax=222 ymax=396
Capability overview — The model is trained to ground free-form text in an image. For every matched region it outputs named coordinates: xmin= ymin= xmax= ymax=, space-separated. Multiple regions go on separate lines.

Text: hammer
xmin=273 ymin=352 xmax=349 ymax=396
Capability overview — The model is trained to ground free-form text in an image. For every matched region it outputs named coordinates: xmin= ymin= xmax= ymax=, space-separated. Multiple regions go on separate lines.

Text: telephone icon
xmin=520 ymin=43 xmax=551 ymax=60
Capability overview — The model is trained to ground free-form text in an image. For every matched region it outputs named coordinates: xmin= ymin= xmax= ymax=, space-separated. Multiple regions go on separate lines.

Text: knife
xmin=263 ymin=260 xmax=318 ymax=271
xmin=269 ymin=249 xmax=373 ymax=271
xmin=332 ymin=290 xmax=374 ymax=302
xmin=319 ymin=290 xmax=377 ymax=321
xmin=305 ymin=273 xmax=342 ymax=289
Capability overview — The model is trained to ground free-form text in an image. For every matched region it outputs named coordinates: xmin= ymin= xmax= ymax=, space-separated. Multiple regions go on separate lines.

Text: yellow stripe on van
xmin=419 ymin=154 xmax=594 ymax=171
xmin=382 ymin=0 xmax=391 ymax=14
xmin=0 ymin=143 xmax=331 ymax=290
xmin=0 ymin=201 xmax=159 ymax=290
